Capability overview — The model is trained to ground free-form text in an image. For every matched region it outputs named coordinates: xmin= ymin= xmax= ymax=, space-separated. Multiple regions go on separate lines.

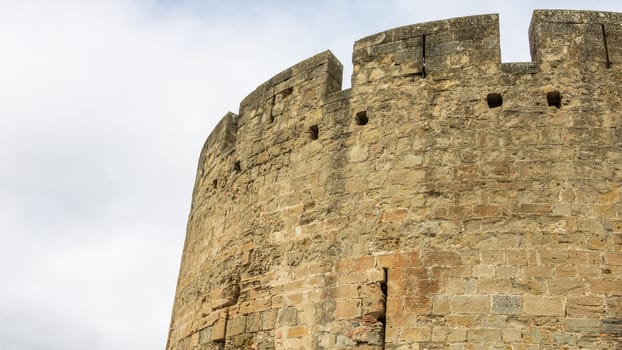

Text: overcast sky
xmin=2 ymin=1 xmax=622 ymax=349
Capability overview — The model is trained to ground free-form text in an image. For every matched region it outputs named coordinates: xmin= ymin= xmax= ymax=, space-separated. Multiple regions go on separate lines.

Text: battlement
xmin=530 ymin=10 xmax=622 ymax=69
xmin=238 ymin=50 xmax=343 ymax=129
xmin=352 ymin=14 xmax=500 ymax=85
xmin=169 ymin=10 xmax=622 ymax=350
xmin=201 ymin=10 xmax=621 ymax=165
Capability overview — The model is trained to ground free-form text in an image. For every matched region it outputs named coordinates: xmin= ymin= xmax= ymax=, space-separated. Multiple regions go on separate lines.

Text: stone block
xmin=522 ymin=328 xmax=552 ymax=344
xmin=232 ymin=333 xmax=252 ymax=348
xmin=523 ymin=296 xmax=564 ymax=316
xmin=547 ymin=278 xmax=588 ymax=295
xmin=492 ymin=295 xmax=521 ymax=315
xmin=605 ymin=252 xmax=622 ymax=266
xmin=432 ymin=295 xmax=451 ymax=314
xmin=377 ymin=253 xmax=412 ymax=268
xmin=261 ymin=310 xmax=277 ymax=330
xmin=198 ymin=327 xmax=211 ymax=344
xmin=566 ymin=296 xmax=605 ymax=318
xmin=336 ymin=299 xmax=361 ymax=319
xmin=565 ymin=318 xmax=601 ymax=332
xmin=606 ymin=297 xmax=622 ymax=317
xmin=245 ymin=312 xmax=261 ymax=333
xmin=212 ymin=318 xmax=227 ymax=341
xmin=551 ymin=332 xmax=577 ymax=346
xmin=502 ymin=328 xmax=522 ymax=342
xmin=467 ymin=328 xmax=502 ymax=342
xmin=481 ymin=250 xmax=506 ymax=264
xmin=472 ymin=264 xmax=496 ymax=277
xmin=401 ymin=326 xmax=431 ymax=342
xmin=227 ymin=316 xmax=246 ymax=336
xmin=423 ymin=251 xmax=462 ymax=266
xmin=404 ymin=296 xmax=431 ymax=315
xmin=445 ymin=278 xmax=466 ymax=294
xmin=590 ymin=279 xmax=622 ymax=296
xmin=431 ymin=326 xmax=467 ymax=342
xmin=287 ymin=326 xmax=309 ymax=338
xmin=286 ymin=292 xmax=303 ymax=305
xmin=477 ymin=278 xmax=512 ymax=293
xmin=451 ymin=295 xmax=490 ymax=313
xmin=277 ymin=306 xmax=299 ymax=327
xmin=523 ymin=266 xmax=553 ymax=278
xmin=538 ymin=250 xmax=568 ymax=265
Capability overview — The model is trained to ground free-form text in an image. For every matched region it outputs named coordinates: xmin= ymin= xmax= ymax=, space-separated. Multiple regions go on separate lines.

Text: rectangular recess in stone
xmin=308 ymin=125 xmax=319 ymax=140
xmin=281 ymin=86 xmax=294 ymax=98
xmin=547 ymin=91 xmax=562 ymax=108
xmin=486 ymin=93 xmax=503 ymax=108
xmin=355 ymin=111 xmax=368 ymax=125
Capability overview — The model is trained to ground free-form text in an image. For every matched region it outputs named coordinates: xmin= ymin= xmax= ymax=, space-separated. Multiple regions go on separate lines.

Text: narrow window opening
xmin=308 ymin=125 xmax=319 ymax=140
xmin=380 ymin=267 xmax=388 ymax=348
xmin=355 ymin=111 xmax=368 ymax=125
xmin=233 ymin=160 xmax=241 ymax=172
xmin=212 ymin=179 xmax=218 ymax=189
xmin=486 ymin=93 xmax=503 ymax=108
xmin=268 ymin=95 xmax=276 ymax=123
xmin=547 ymin=91 xmax=561 ymax=109
xmin=602 ymin=24 xmax=612 ymax=69
xmin=421 ymin=35 xmax=427 ymax=78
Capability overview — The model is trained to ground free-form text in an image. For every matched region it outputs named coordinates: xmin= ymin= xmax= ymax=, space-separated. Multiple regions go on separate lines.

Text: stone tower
xmin=167 ymin=10 xmax=622 ymax=349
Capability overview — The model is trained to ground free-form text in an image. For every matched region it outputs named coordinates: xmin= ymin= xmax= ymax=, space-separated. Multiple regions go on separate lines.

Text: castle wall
xmin=168 ymin=10 xmax=622 ymax=349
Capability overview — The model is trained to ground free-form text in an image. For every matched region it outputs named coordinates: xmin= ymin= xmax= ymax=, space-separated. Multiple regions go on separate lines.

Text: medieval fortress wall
xmin=168 ymin=10 xmax=622 ymax=349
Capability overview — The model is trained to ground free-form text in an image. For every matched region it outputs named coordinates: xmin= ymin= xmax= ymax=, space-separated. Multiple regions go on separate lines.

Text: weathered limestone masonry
xmin=168 ymin=10 xmax=622 ymax=349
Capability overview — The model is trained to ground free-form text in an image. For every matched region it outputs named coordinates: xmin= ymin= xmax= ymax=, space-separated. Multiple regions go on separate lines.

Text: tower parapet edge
xmin=529 ymin=10 xmax=622 ymax=71
xmin=352 ymin=14 xmax=501 ymax=87
xmin=168 ymin=10 xmax=622 ymax=350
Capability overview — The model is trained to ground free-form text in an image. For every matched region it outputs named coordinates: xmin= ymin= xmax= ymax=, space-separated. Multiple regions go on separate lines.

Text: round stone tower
xmin=168 ymin=10 xmax=622 ymax=349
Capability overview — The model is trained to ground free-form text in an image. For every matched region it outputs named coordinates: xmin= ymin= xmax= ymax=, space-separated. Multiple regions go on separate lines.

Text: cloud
xmin=2 ymin=1 xmax=622 ymax=349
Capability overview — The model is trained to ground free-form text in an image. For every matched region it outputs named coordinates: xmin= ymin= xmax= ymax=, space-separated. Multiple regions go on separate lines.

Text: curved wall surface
xmin=168 ymin=10 xmax=622 ymax=349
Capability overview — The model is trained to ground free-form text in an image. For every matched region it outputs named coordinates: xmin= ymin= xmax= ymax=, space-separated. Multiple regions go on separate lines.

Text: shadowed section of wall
xmin=168 ymin=9 xmax=622 ymax=350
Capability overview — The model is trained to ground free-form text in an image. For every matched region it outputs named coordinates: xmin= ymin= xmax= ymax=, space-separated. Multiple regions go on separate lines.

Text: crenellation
xmin=352 ymin=14 xmax=501 ymax=87
xmin=529 ymin=10 xmax=622 ymax=71
xmin=238 ymin=50 xmax=342 ymax=128
xmin=168 ymin=9 xmax=622 ymax=350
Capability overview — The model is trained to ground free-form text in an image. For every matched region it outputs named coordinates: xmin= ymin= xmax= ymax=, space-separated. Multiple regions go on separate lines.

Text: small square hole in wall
xmin=233 ymin=160 xmax=241 ymax=172
xmin=308 ymin=125 xmax=319 ymax=140
xmin=355 ymin=111 xmax=368 ymax=125
xmin=212 ymin=179 xmax=218 ymax=189
xmin=487 ymin=93 xmax=503 ymax=108
xmin=281 ymin=86 xmax=293 ymax=98
xmin=547 ymin=91 xmax=561 ymax=109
